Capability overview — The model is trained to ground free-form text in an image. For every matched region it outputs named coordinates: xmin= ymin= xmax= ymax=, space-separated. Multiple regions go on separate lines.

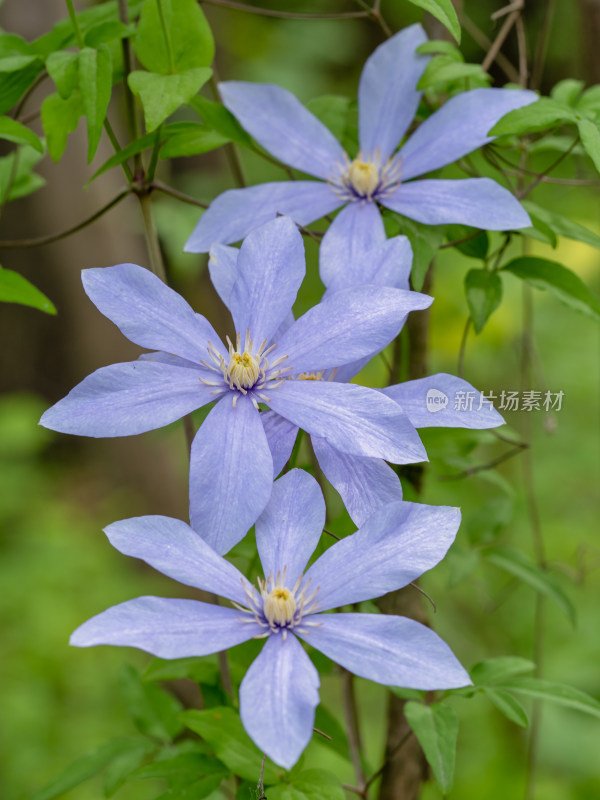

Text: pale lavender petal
xmin=230 ymin=217 xmax=305 ymax=343
xmin=256 ymin=469 xmax=325 ymax=587
xmin=299 ymin=614 xmax=470 ymax=689
xmin=208 ymin=244 xmax=239 ymax=307
xmin=400 ymin=88 xmax=538 ymax=181
xmin=277 ymin=286 xmax=432 ymax=372
xmin=104 ymin=516 xmax=252 ymax=606
xmin=381 ymin=178 xmax=531 ymax=230
xmin=240 ymin=633 xmax=320 ymax=769
xmin=358 ymin=24 xmax=429 ymax=160
xmin=138 ymin=351 xmax=200 ymax=369
xmin=40 ymin=360 xmax=214 ymax=437
xmin=189 ymin=395 xmax=273 ymax=555
xmin=185 ymin=182 xmax=342 ymax=253
xmin=261 ymin=410 xmax=298 ymax=477
xmin=382 ymin=373 xmax=505 ymax=429
xmin=367 ymin=236 xmax=413 ymax=290
xmin=267 ymin=380 xmax=427 ymax=463
xmin=319 ymin=202 xmax=385 ymax=290
xmin=311 ymin=436 xmax=402 ymax=527
xmin=82 ymin=263 xmax=225 ymax=363
xmin=71 ymin=597 xmax=262 ymax=657
xmin=220 ymin=81 xmax=345 ymax=178
xmin=305 ymin=501 xmax=460 ymax=610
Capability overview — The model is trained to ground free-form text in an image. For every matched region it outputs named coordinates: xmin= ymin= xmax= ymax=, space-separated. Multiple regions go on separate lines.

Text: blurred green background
xmin=0 ymin=1 xmax=599 ymax=798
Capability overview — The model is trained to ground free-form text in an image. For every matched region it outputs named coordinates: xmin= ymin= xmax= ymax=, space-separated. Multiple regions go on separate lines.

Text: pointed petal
xmin=400 ymin=88 xmax=538 ymax=180
xmin=312 ymin=436 xmax=402 ymax=527
xmin=383 ymin=373 xmax=505 ymax=428
xmin=358 ymin=24 xmax=429 ymax=160
xmin=240 ymin=634 xmax=320 ymax=769
xmin=40 ymin=360 xmax=214 ymax=437
xmin=185 ymin=181 xmax=342 ymax=253
xmin=82 ymin=263 xmax=225 ymax=363
xmin=71 ymin=597 xmax=262 ymax=658
xmin=104 ymin=516 xmax=252 ymax=606
xmin=256 ymin=469 xmax=325 ymax=587
xmin=220 ymin=81 xmax=345 ymax=178
xmin=261 ymin=410 xmax=298 ymax=477
xmin=319 ymin=201 xmax=385 ymax=290
xmin=367 ymin=235 xmax=413 ymax=290
xmin=189 ymin=395 xmax=273 ymax=555
xmin=381 ymin=178 xmax=531 ymax=230
xmin=230 ymin=217 xmax=305 ymax=343
xmin=305 ymin=501 xmax=460 ymax=611
xmin=277 ymin=286 xmax=432 ymax=373
xmin=267 ymin=380 xmax=427 ymax=463
xmin=299 ymin=613 xmax=470 ymax=689
xmin=208 ymin=244 xmax=239 ymax=307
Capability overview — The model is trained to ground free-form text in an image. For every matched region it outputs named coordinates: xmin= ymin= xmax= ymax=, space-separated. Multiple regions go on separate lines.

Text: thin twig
xmin=438 ymin=443 xmax=529 ymax=481
xmin=409 ymin=582 xmax=437 ymax=613
xmin=150 ymin=180 xmax=209 ymax=207
xmin=518 ymin=139 xmax=579 ymax=199
xmin=457 ymin=317 xmax=472 ymax=379
xmin=257 ymin=754 xmax=267 ymax=800
xmin=342 ymin=670 xmax=366 ymax=790
xmin=313 ymin=726 xmax=333 ymax=740
xmin=365 ymin=729 xmax=413 ymax=790
xmin=461 ymin=12 xmax=522 ymax=84
xmin=209 ymin=71 xmax=246 ymax=187
xmin=0 ymin=189 xmax=131 ymax=248
xmin=323 ymin=527 xmax=341 ymax=541
xmin=530 ymin=0 xmax=556 ymax=91
xmin=515 ymin=14 xmax=528 ymax=87
xmin=481 ymin=8 xmax=522 ymax=74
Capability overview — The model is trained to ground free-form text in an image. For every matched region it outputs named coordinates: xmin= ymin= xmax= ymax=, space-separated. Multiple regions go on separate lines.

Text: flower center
xmin=264 ymin=587 xmax=296 ymax=626
xmin=234 ymin=567 xmax=322 ymax=639
xmin=227 ymin=350 xmax=261 ymax=389
xmin=347 ymin=159 xmax=380 ymax=199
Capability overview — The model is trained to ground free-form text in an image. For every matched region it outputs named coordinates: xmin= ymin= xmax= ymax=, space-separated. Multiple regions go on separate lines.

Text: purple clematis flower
xmin=209 ymin=240 xmax=504 ymax=526
xmin=40 ymin=217 xmax=432 ymax=554
xmin=185 ymin=23 xmax=537 ymax=293
xmin=70 ymin=468 xmax=471 ymax=769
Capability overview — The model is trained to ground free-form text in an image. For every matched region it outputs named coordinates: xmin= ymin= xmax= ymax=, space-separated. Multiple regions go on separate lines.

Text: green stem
xmin=146 ymin=127 xmax=163 ymax=183
xmin=138 ymin=191 xmax=167 ymax=281
xmin=65 ymin=0 xmax=85 ymax=47
xmin=283 ymin=430 xmax=304 ymax=473
xmin=117 ymin=0 xmax=142 ymax=174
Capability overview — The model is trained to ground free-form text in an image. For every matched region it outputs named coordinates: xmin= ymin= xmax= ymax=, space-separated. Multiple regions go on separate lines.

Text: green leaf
xmin=0 ymin=266 xmax=56 ymax=314
xmin=522 ymin=200 xmax=600 ymax=249
xmin=268 ymin=770 xmax=345 ymax=800
xmin=181 ymin=707 xmax=281 ymax=784
xmin=384 ymin=212 xmax=443 ymax=290
xmin=407 ymin=0 xmax=461 ymax=43
xmin=79 ymin=45 xmax=113 ymax=161
xmin=483 ymin=689 xmax=529 ymax=727
xmin=135 ymin=0 xmax=214 ymax=75
xmin=551 ymin=78 xmax=585 ymax=107
xmin=0 ymin=56 xmax=43 ymax=115
xmin=418 ymin=56 xmax=489 ymax=91
xmin=485 ymin=545 xmax=577 ymax=624
xmin=464 ymin=269 xmax=502 ymax=333
xmin=29 ymin=738 xmax=142 ymax=800
xmin=446 ymin=224 xmax=489 ymax=259
xmin=404 ymin=702 xmax=458 ymax=794
xmin=470 ymin=656 xmax=536 ymax=686
xmin=41 ymin=91 xmax=83 ymax=162
xmin=84 ymin=20 xmax=133 ymax=48
xmin=120 ymin=664 xmax=183 ymax=742
xmin=306 ymin=95 xmax=352 ymax=142
xmin=0 ymin=116 xmax=43 ymax=152
xmin=128 ymin=68 xmax=212 ymax=131
xmin=502 ymin=255 xmax=600 ymax=321
xmin=46 ymin=50 xmax=79 ymax=99
xmin=313 ymin=704 xmax=351 ymax=761
xmin=133 ymin=751 xmax=226 ymax=780
xmin=160 ymin=122 xmax=228 ymax=157
xmin=417 ymin=40 xmax=462 ymax=59
xmin=496 ymin=678 xmax=600 ymax=719
xmin=522 ymin=211 xmax=558 ymax=247
xmin=577 ymin=84 xmax=600 ymax=115
xmin=90 ymin=131 xmax=158 ymax=180
xmin=143 ymin=657 xmax=220 ymax=685
xmin=0 ymin=144 xmax=45 ymax=202
xmin=102 ymin=738 xmax=155 ymax=797
xmin=577 ymin=117 xmax=600 ymax=174
xmin=489 ymin=98 xmax=576 ymax=136
xmin=189 ymin=94 xmax=253 ymax=147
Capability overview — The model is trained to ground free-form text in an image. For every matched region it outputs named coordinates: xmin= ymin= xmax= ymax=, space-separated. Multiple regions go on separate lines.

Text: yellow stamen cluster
xmin=329 ymin=147 xmax=402 ymax=202
xmin=347 ymin=159 xmax=380 ymax=199
xmin=263 ymin=587 xmax=297 ymax=627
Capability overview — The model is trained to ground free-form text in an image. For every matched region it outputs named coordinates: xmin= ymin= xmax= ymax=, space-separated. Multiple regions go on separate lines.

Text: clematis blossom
xmin=71 ymin=468 xmax=471 ymax=769
xmin=185 ymin=23 xmax=537 ymax=294
xmin=40 ymin=216 xmax=431 ymax=554
xmin=209 ymin=240 xmax=504 ymax=526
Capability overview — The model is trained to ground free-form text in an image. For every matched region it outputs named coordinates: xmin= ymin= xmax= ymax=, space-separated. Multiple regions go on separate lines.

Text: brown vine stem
xmin=353 ymin=0 xmax=392 ymax=37
xmin=461 ymin=12 xmax=521 ymax=83
xmin=438 ymin=442 xmax=529 ymax=481
xmin=481 ymin=5 xmax=522 ymax=75
xmin=200 ymin=0 xmax=368 ymax=20
xmin=209 ymin=72 xmax=246 ymax=188
xmin=530 ymin=0 xmax=556 ymax=91
xmin=0 ymin=189 xmax=131 ymax=249
xmin=150 ymin=180 xmax=209 ymax=208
